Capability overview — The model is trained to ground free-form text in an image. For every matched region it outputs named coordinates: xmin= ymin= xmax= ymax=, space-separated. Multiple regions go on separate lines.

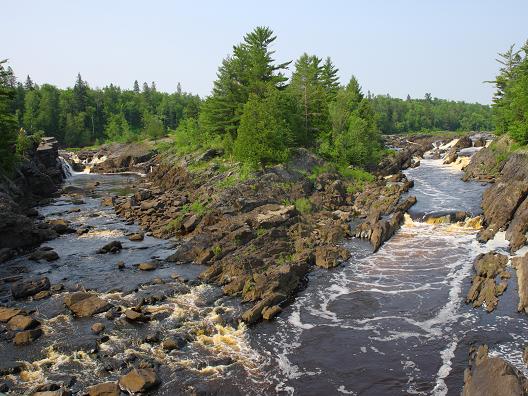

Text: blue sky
xmin=2 ymin=0 xmax=527 ymax=103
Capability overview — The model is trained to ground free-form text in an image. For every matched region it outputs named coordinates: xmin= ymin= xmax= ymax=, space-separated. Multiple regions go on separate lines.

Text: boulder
xmin=124 ymin=309 xmax=147 ymax=322
xmin=64 ymin=292 xmax=112 ymax=317
xmin=314 ymin=246 xmax=351 ymax=269
xmin=85 ymin=382 xmax=120 ymax=396
xmin=463 ymin=345 xmax=528 ymax=396
xmin=0 ymin=307 xmax=21 ymax=322
xmin=11 ymin=277 xmax=50 ymax=299
xmin=466 ymin=252 xmax=509 ymax=312
xmin=138 ymin=262 xmax=157 ymax=271
xmin=97 ymin=240 xmax=122 ymax=254
xmin=262 ymin=305 xmax=282 ymax=320
xmin=48 ymin=219 xmax=75 ymax=234
xmin=91 ymin=322 xmax=105 ymax=335
xmin=7 ymin=314 xmax=39 ymax=331
xmin=13 ymin=328 xmax=43 ymax=345
xmin=128 ymin=232 xmax=144 ymax=242
xmin=118 ymin=368 xmax=159 ymax=393
xmin=256 ymin=205 xmax=296 ymax=228
xmin=513 ymin=254 xmax=528 ymax=314
xmin=29 ymin=249 xmax=59 ymax=262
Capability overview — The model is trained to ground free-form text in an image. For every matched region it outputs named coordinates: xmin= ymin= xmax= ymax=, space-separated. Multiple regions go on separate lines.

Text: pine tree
xmin=24 ymin=75 xmax=34 ymax=91
xmin=288 ymin=53 xmax=327 ymax=145
xmin=73 ymin=73 xmax=88 ymax=113
xmin=0 ymin=60 xmax=18 ymax=172
xmin=320 ymin=57 xmax=340 ymax=101
xmin=200 ymin=26 xmax=291 ymax=139
xmin=133 ymin=80 xmax=140 ymax=93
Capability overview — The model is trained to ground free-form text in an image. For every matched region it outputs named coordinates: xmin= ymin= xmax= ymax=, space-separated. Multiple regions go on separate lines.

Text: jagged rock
xmin=13 ymin=328 xmax=43 ymax=345
xmin=8 ymin=314 xmax=39 ymax=331
xmin=314 ymin=246 xmax=350 ymax=269
xmin=183 ymin=215 xmax=200 ymax=233
xmin=0 ymin=307 xmax=21 ymax=322
xmin=118 ymin=368 xmax=159 ymax=393
xmin=463 ymin=345 xmax=528 ymax=396
xmin=100 ymin=197 xmax=115 ymax=207
xmin=506 ymin=197 xmax=528 ymax=252
xmin=34 ymin=290 xmax=51 ymax=300
xmin=97 ymin=240 xmax=122 ymax=254
xmin=11 ymin=277 xmax=50 ymax=299
xmin=241 ymin=293 xmax=286 ymax=324
xmin=116 ymin=261 xmax=125 ymax=270
xmin=262 ymin=305 xmax=282 ymax=320
xmin=466 ymin=252 xmax=509 ymax=312
xmin=478 ymin=180 xmax=528 ymax=242
xmin=513 ymin=254 xmax=528 ymax=314
xmin=256 ymin=205 xmax=296 ymax=228
xmin=85 ymin=382 xmax=120 ymax=396
xmin=64 ymin=292 xmax=112 ymax=317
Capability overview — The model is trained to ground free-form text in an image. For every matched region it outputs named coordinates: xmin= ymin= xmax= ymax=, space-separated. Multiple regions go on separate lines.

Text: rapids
xmin=249 ymin=156 xmax=528 ymax=395
xmin=2 ymin=149 xmax=528 ymax=395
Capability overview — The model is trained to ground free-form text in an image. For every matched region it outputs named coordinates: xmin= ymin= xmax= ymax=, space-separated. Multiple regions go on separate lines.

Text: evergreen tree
xmin=24 ymin=75 xmax=34 ymax=91
xmin=200 ymin=26 xmax=290 ymax=139
xmin=133 ymin=80 xmax=140 ymax=93
xmin=143 ymin=114 xmax=164 ymax=141
xmin=288 ymin=53 xmax=328 ymax=145
xmin=320 ymin=57 xmax=340 ymax=101
xmin=234 ymin=88 xmax=294 ymax=169
xmin=73 ymin=73 xmax=88 ymax=113
xmin=0 ymin=60 xmax=18 ymax=172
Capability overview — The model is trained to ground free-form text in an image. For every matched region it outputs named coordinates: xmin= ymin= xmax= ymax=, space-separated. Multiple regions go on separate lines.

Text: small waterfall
xmin=59 ymin=156 xmax=74 ymax=178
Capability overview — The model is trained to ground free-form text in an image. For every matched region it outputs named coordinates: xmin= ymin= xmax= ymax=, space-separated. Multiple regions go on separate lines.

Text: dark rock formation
xmin=0 ymin=137 xmax=63 ymax=257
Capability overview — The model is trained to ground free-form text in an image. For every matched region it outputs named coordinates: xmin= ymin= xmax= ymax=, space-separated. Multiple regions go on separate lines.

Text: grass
xmin=294 ymin=197 xmax=312 ymax=214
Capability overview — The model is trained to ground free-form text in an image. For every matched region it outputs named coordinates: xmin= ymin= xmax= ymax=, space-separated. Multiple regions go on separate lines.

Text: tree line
xmin=491 ymin=41 xmax=528 ymax=144
xmin=6 ymin=71 xmax=200 ymax=147
xmin=371 ymin=94 xmax=493 ymax=134
xmin=1 ymin=26 xmax=500 ymax=173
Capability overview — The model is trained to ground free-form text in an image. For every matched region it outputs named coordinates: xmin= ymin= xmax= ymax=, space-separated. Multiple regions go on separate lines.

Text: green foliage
xmin=7 ymin=70 xmax=200 ymax=147
xmin=0 ymin=60 xmax=18 ymax=173
xmin=143 ymin=114 xmax=165 ymax=141
xmin=294 ymin=197 xmax=312 ymax=214
xmin=212 ymin=245 xmax=222 ymax=256
xmin=371 ymin=94 xmax=493 ymax=134
xmin=490 ymin=41 xmax=528 ymax=143
xmin=234 ymin=88 xmax=294 ymax=168
xmin=200 ymin=26 xmax=290 ymax=139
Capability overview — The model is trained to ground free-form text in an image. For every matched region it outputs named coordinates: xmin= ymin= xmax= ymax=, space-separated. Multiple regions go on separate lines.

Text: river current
xmin=2 ymin=150 xmax=528 ymax=395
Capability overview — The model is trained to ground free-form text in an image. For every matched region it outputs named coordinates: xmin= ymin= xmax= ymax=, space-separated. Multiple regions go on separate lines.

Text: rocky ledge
xmin=0 ymin=137 xmax=64 ymax=261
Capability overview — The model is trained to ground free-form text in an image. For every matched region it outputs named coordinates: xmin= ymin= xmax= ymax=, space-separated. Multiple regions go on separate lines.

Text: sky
xmin=2 ymin=0 xmax=527 ymax=104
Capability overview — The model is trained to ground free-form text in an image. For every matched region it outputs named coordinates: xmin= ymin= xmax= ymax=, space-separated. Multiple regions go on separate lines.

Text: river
xmin=1 ymin=150 xmax=528 ymax=395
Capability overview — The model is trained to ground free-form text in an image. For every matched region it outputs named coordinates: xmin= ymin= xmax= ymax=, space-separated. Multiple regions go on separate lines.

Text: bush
xmin=294 ymin=198 xmax=312 ymax=214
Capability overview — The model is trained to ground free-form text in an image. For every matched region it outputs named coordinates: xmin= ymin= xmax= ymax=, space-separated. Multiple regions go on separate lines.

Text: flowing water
xmin=249 ymin=156 xmax=528 ymax=395
xmin=2 ymin=150 xmax=528 ymax=395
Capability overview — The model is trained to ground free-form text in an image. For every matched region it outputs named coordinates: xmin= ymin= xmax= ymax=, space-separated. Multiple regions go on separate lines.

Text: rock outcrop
xmin=0 ymin=137 xmax=63 ymax=258
xmin=466 ymin=252 xmax=509 ymax=312
xmin=462 ymin=345 xmax=528 ymax=396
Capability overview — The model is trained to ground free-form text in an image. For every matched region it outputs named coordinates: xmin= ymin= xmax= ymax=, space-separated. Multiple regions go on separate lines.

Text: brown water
xmin=2 ymin=153 xmax=527 ymax=395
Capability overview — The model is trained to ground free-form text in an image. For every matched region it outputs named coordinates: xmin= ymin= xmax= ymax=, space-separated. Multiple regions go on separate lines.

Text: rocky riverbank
xmin=460 ymin=134 xmax=528 ymax=394
xmin=0 ymin=137 xmax=64 ymax=262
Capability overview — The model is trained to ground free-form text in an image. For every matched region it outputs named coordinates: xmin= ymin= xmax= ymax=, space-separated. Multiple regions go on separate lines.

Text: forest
xmin=0 ymin=26 xmax=504 ymax=173
xmin=491 ymin=41 xmax=528 ymax=144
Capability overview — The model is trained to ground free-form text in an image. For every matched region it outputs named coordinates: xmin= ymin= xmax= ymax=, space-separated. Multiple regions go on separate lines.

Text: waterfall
xmin=59 ymin=156 xmax=74 ymax=178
